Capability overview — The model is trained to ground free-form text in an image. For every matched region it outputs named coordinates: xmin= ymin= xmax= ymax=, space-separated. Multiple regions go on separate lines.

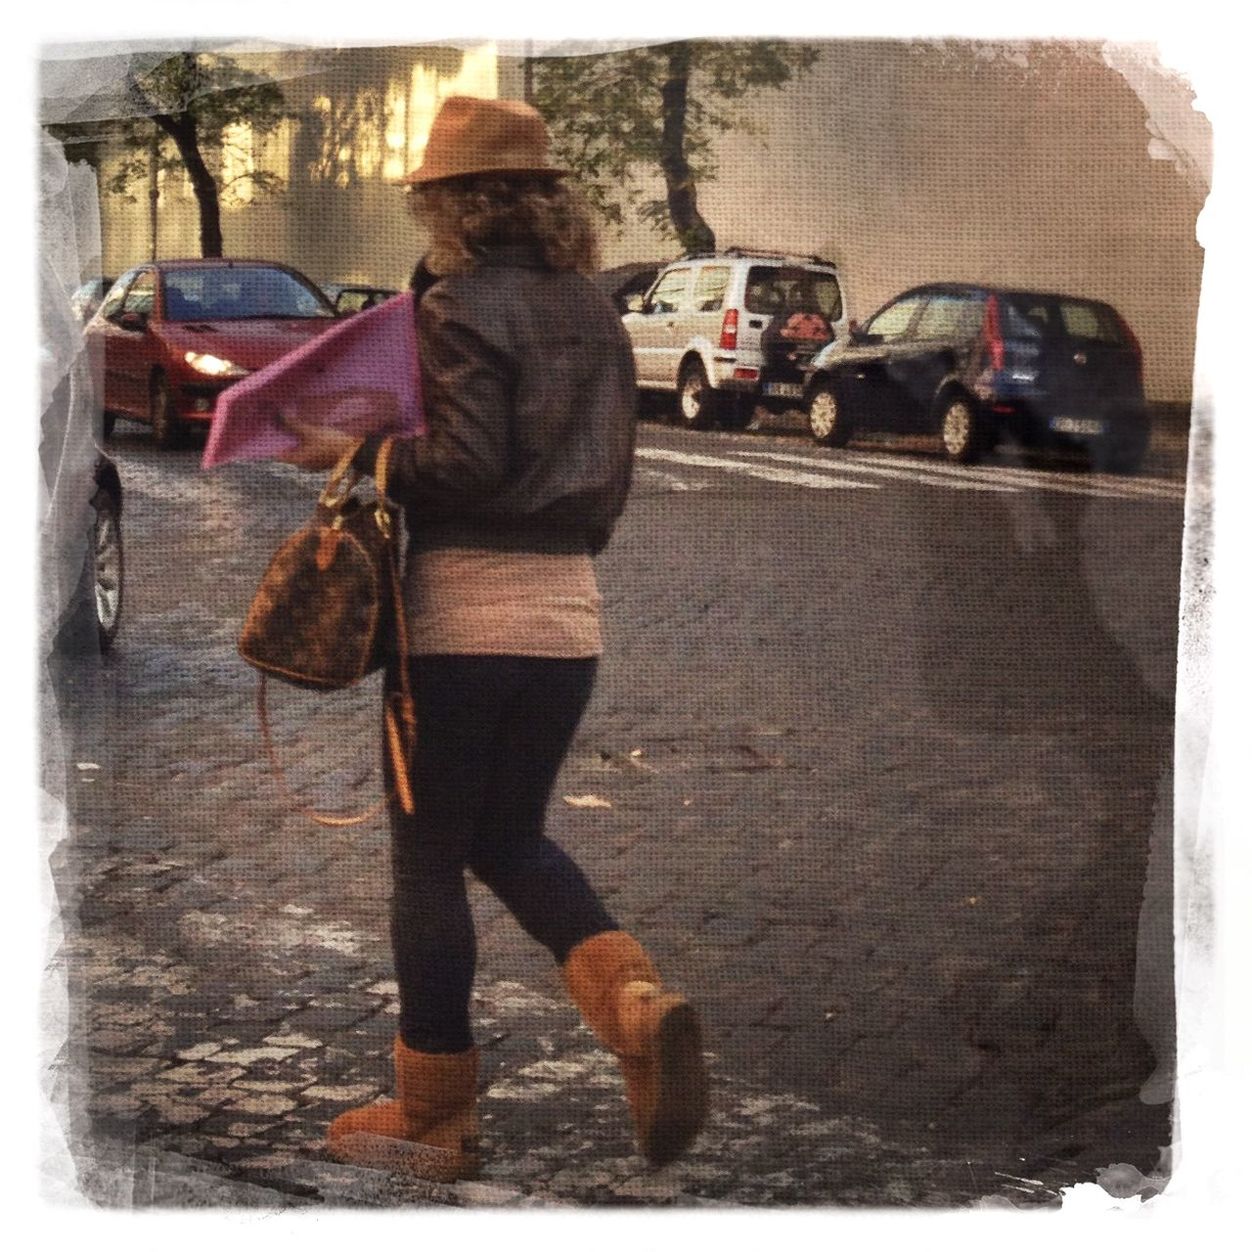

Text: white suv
xmin=621 ymin=248 xmax=847 ymax=430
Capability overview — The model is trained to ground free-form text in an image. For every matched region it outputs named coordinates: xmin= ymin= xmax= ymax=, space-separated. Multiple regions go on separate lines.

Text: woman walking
xmin=279 ymin=95 xmax=708 ymax=1181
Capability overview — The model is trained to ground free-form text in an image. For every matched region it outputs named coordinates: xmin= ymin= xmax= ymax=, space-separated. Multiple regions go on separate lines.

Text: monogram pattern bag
xmin=239 ymin=438 xmax=415 ymax=825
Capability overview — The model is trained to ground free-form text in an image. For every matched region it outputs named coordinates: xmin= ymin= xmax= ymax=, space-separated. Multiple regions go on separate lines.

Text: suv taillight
xmin=720 ymin=309 xmax=739 ymax=351
xmin=981 ymin=294 xmax=1005 ymax=372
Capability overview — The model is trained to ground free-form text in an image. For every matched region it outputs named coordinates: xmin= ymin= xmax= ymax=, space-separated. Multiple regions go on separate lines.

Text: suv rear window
xmin=745 ymin=266 xmax=841 ymax=321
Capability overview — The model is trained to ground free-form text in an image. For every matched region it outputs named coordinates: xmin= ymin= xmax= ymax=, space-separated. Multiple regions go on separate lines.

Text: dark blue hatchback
xmin=803 ymin=283 xmax=1149 ymax=472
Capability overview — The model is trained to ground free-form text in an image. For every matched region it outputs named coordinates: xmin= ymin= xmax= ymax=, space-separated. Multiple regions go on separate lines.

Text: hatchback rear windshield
xmin=163 ymin=266 xmax=335 ymax=321
xmin=1001 ymin=294 xmax=1128 ymax=346
xmin=745 ymin=266 xmax=842 ymax=322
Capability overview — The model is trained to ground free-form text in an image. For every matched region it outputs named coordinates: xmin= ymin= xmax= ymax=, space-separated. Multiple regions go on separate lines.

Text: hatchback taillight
xmin=981 ymin=294 xmax=1005 ymax=372
xmin=720 ymin=309 xmax=739 ymax=351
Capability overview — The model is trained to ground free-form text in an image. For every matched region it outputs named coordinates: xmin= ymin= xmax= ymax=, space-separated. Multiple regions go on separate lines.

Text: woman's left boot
xmin=325 ymin=1037 xmax=479 ymax=1182
xmin=562 ymin=930 xmax=709 ymax=1165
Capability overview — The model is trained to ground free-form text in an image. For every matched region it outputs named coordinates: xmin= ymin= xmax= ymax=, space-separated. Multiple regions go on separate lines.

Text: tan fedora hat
xmin=402 ymin=95 xmax=567 ymax=185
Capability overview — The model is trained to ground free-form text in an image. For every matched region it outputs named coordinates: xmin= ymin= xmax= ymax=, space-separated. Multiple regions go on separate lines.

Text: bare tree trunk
xmin=154 ymin=113 xmax=223 ymax=257
xmin=147 ymin=130 xmax=159 ymax=260
xmin=659 ymin=43 xmax=715 ymax=254
xmin=127 ymin=57 xmax=225 ymax=258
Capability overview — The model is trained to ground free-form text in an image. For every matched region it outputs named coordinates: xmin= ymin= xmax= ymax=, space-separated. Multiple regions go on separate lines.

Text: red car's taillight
xmin=720 ymin=309 xmax=739 ymax=351
xmin=981 ymin=293 xmax=1005 ymax=372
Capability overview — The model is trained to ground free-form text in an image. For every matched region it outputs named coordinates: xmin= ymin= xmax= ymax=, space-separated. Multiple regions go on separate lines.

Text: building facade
xmin=86 ymin=40 xmax=1205 ymax=405
xmin=95 ymin=43 xmax=511 ymax=293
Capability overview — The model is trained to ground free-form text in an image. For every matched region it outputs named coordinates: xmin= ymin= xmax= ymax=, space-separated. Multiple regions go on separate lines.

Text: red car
xmin=87 ymin=259 xmax=339 ymax=446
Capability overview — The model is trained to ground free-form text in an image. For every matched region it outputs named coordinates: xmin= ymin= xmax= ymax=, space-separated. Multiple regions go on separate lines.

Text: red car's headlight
xmin=184 ymin=351 xmax=248 ymax=378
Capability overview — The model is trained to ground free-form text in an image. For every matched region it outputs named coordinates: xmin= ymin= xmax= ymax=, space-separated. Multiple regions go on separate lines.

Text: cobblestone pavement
xmin=40 ymin=415 xmax=1187 ymax=1209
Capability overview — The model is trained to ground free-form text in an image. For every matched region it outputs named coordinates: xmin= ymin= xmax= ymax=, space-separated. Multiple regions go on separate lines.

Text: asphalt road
xmin=43 ymin=412 xmax=1187 ymax=1208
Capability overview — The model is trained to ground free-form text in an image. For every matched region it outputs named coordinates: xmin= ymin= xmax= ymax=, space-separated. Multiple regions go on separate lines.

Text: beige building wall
xmin=98 ymin=43 xmax=507 ymax=294
xmin=95 ymin=40 xmax=1204 ymax=404
xmin=568 ymin=41 xmax=1205 ymax=405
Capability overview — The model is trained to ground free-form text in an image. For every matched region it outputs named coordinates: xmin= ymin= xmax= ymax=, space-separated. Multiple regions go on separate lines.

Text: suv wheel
xmin=938 ymin=393 xmax=982 ymax=464
xmin=808 ymin=379 xmax=853 ymax=447
xmin=150 ymin=373 xmax=183 ymax=449
xmin=91 ymin=484 xmax=123 ymax=650
xmin=677 ymin=359 xmax=719 ymax=431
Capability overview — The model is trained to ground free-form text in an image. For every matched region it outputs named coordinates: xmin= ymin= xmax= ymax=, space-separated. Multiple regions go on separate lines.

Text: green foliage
xmin=535 ymin=40 xmax=819 ymax=241
xmin=105 ymin=52 xmax=291 ymax=203
xmin=906 ymin=38 xmax=1105 ymax=79
xmin=307 ymin=89 xmax=388 ymax=186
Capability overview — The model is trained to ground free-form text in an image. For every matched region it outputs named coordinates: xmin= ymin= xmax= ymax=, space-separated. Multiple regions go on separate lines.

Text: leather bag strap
xmin=257 ymin=674 xmax=389 ymax=828
xmin=374 ymin=436 xmax=417 ymax=817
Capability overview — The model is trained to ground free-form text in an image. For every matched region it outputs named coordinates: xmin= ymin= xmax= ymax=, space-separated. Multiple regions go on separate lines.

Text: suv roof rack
xmin=676 ymin=246 xmax=838 ymax=269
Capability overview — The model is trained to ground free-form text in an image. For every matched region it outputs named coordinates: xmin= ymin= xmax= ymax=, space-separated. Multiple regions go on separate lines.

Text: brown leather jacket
xmin=355 ymin=244 xmax=637 ymax=556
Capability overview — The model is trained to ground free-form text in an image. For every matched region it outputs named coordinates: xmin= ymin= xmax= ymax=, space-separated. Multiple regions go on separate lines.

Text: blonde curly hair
xmin=410 ymin=174 xmax=600 ymax=277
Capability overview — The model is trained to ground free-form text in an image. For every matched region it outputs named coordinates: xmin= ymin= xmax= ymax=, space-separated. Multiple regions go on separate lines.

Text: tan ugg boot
xmin=563 ymin=930 xmax=708 ymax=1165
xmin=325 ymin=1038 xmax=479 ymax=1181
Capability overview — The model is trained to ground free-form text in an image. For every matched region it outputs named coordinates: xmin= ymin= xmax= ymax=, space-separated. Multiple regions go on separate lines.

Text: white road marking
xmin=635 ymin=465 xmax=711 ymax=492
xmin=840 ymin=449 xmax=1185 ymax=502
xmin=726 ymin=448 xmax=1020 ymax=494
xmin=639 ymin=438 xmax=1184 ymax=502
xmin=636 ymin=447 xmax=878 ymax=490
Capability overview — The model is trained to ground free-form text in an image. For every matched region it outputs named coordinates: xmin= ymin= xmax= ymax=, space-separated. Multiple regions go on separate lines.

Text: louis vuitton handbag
xmin=239 ymin=436 xmax=415 ymax=825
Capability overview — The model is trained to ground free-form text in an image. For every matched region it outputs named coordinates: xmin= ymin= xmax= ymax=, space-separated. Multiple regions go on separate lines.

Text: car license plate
xmin=1050 ymin=416 xmax=1106 ymax=436
xmin=763 ymin=382 xmax=804 ymax=399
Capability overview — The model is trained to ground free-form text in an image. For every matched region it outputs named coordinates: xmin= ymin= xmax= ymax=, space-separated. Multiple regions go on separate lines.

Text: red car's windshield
xmin=162 ymin=267 xmax=335 ymax=322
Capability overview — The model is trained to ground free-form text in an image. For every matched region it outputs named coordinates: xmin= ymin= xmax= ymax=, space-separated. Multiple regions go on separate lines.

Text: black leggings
xmin=384 ymin=654 xmax=617 ymax=1053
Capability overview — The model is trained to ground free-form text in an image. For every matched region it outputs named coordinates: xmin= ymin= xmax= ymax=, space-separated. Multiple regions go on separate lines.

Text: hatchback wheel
xmin=677 ymin=359 xmax=718 ymax=431
xmin=150 ymin=374 xmax=183 ymax=449
xmin=938 ymin=393 xmax=981 ymax=463
xmin=808 ymin=380 xmax=853 ymax=447
xmin=91 ymin=486 xmax=123 ymax=650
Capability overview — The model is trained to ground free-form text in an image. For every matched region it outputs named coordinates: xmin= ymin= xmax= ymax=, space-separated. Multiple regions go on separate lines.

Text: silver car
xmin=621 ymin=248 xmax=848 ymax=430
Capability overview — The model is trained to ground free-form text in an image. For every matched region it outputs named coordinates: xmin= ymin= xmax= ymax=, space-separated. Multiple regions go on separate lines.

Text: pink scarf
xmin=202 ymin=292 xmax=424 ymax=469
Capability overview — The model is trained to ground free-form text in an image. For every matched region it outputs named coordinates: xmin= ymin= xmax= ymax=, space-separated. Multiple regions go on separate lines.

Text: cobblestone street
xmin=41 ymin=419 xmax=1185 ymax=1208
